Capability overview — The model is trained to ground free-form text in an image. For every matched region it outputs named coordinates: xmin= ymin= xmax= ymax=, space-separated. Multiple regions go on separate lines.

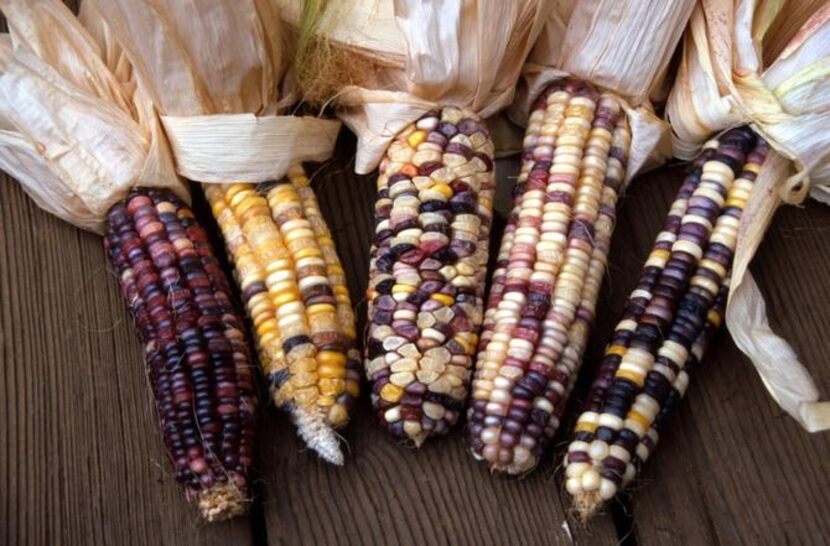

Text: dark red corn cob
xmin=103 ymin=188 xmax=256 ymax=521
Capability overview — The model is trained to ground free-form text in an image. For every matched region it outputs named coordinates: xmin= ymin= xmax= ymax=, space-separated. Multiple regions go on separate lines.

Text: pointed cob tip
xmin=572 ymin=491 xmax=603 ymax=524
xmin=198 ymin=483 xmax=248 ymax=522
xmin=294 ymin=409 xmax=345 ymax=465
xmin=410 ymin=431 xmax=429 ymax=448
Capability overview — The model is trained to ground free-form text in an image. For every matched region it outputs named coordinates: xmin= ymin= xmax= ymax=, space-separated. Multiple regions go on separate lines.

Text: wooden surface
xmin=2 ymin=128 xmax=830 ymax=545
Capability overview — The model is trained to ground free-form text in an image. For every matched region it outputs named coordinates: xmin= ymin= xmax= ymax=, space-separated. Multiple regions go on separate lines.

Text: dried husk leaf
xmin=512 ymin=0 xmax=697 ymax=181
xmin=667 ymin=1 xmax=830 ymax=432
xmin=0 ymin=0 xmax=183 ymax=233
xmin=88 ymin=0 xmax=342 ymax=184
xmin=289 ymin=0 xmax=549 ymax=174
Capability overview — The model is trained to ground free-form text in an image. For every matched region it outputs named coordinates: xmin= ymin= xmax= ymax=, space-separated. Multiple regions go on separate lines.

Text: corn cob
xmin=625 ymin=280 xmax=729 ymax=486
xmin=578 ymin=142 xmax=720 ymax=419
xmin=466 ymin=79 xmax=630 ymax=473
xmin=103 ymin=188 xmax=257 ymax=521
xmin=365 ymin=106 xmax=495 ymax=445
xmin=204 ymin=165 xmax=360 ymax=464
xmin=563 ymin=127 xmax=769 ymax=519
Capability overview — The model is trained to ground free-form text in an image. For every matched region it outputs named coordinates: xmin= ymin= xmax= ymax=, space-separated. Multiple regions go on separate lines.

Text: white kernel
xmin=480 ymin=427 xmax=499 ymax=445
xmin=384 ymin=406 xmax=401 ymax=423
xmin=490 ymin=389 xmax=512 ymax=405
xmin=578 ymin=411 xmax=600 ymax=426
xmin=533 ymin=397 xmax=554 ymax=414
xmin=598 ymin=413 xmax=624 ymax=430
xmin=588 ymin=440 xmax=609 ymax=461
xmin=623 ymin=464 xmax=637 ymax=485
xmin=581 ymin=469 xmax=601 ymax=492
xmin=566 ymin=477 xmax=582 ymax=496
xmin=568 ymin=441 xmax=590 ymax=453
xmin=599 ymin=478 xmax=617 ymax=500
xmin=565 ymin=461 xmax=589 ymax=479
xmin=635 ymin=442 xmax=649 ymax=462
xmin=609 ymin=445 xmax=631 ymax=463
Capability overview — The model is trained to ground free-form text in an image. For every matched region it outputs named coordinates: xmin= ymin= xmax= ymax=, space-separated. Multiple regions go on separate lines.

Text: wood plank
xmin=0 ymin=178 xmax=254 ymax=546
xmin=602 ymin=168 xmax=830 ymax=545
xmin=255 ymin=137 xmax=620 ymax=546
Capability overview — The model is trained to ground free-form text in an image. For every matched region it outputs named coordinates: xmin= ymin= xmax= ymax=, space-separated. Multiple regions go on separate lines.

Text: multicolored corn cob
xmin=366 ymin=106 xmax=495 ymax=445
xmin=466 ymin=79 xmax=631 ymax=474
xmin=626 ymin=280 xmax=729 ymax=484
xmin=563 ymin=127 xmax=769 ymax=519
xmin=204 ymin=165 xmax=360 ymax=464
xmin=103 ymin=188 xmax=257 ymax=521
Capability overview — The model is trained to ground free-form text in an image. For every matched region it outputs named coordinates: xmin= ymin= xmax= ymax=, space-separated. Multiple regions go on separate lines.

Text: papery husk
xmin=87 ymin=0 xmax=341 ymax=184
xmin=286 ymin=0 xmax=549 ymax=174
xmin=0 ymin=0 xmax=183 ymax=233
xmin=666 ymin=1 xmax=830 ymax=432
xmin=511 ymin=0 xmax=697 ymax=181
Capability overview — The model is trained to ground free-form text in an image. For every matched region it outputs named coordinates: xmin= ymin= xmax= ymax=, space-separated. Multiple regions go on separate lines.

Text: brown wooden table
xmin=2 ymin=125 xmax=829 ymax=545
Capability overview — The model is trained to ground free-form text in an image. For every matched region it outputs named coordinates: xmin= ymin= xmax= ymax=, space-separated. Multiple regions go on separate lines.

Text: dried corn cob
xmin=564 ymin=127 xmax=769 ymax=519
xmin=578 ymin=142 xmax=720 ymax=418
xmin=365 ymin=106 xmax=495 ymax=445
xmin=625 ymin=280 xmax=729 ymax=486
xmin=103 ymin=188 xmax=257 ymax=521
xmin=205 ymin=165 xmax=360 ymax=464
xmin=466 ymin=79 xmax=630 ymax=473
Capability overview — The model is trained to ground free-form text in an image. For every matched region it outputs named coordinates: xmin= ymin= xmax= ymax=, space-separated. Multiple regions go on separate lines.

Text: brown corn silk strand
xmin=366 ymin=106 xmax=495 ymax=445
xmin=564 ymin=127 xmax=769 ymax=519
xmin=204 ymin=165 xmax=359 ymax=465
xmin=466 ymin=79 xmax=630 ymax=474
xmin=103 ymin=188 xmax=256 ymax=521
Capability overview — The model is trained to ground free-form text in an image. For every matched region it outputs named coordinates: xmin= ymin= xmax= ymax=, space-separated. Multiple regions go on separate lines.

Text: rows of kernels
xmin=564 ymin=128 xmax=768 ymax=514
xmin=103 ymin=189 xmax=255 ymax=520
xmin=479 ymin=87 xmax=570 ymax=357
xmin=204 ymin=170 xmax=359 ymax=447
xmin=171 ymin=201 xmax=257 ymax=480
xmin=624 ymin=281 xmax=729 ymax=486
xmin=496 ymin=99 xmax=628 ymax=470
xmin=467 ymin=80 xmax=631 ymax=474
xmin=578 ymin=143 xmax=720 ymax=419
xmin=472 ymin=85 xmax=570 ymax=423
xmin=366 ymin=107 xmax=494 ymax=444
xmin=287 ymin=167 xmax=362 ymax=421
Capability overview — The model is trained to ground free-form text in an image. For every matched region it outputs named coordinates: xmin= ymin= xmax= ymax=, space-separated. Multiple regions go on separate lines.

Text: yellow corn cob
xmin=204 ymin=164 xmax=360 ymax=464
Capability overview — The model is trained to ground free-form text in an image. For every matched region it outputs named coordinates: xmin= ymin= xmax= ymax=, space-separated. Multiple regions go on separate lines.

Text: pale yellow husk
xmin=511 ymin=0 xmax=697 ymax=181
xmin=281 ymin=0 xmax=549 ymax=174
xmin=87 ymin=0 xmax=341 ymax=184
xmin=666 ymin=1 xmax=830 ymax=432
xmin=0 ymin=0 xmax=183 ymax=233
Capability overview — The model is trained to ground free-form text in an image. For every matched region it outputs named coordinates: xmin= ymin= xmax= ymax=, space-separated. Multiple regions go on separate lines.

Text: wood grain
xmin=0 ymin=179 xmax=254 ymax=546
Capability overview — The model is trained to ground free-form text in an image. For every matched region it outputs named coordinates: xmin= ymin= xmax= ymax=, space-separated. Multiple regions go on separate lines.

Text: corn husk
xmin=0 ymin=0 xmax=183 ymax=233
xmin=87 ymin=0 xmax=341 ymax=184
xmin=286 ymin=0 xmax=549 ymax=174
xmin=666 ymin=1 xmax=830 ymax=432
xmin=511 ymin=0 xmax=697 ymax=181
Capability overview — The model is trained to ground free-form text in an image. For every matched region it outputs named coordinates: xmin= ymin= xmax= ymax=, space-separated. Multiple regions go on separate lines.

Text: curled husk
xmin=0 ymin=0 xmax=183 ymax=233
xmin=666 ymin=0 xmax=830 ymax=432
